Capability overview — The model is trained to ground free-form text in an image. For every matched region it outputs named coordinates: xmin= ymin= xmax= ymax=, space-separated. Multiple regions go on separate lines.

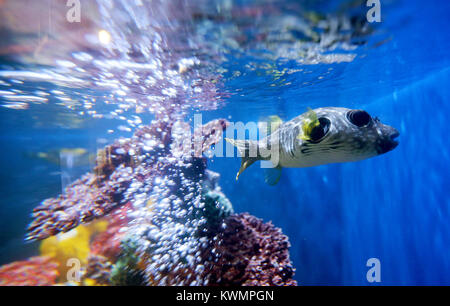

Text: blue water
xmin=206 ymin=0 xmax=450 ymax=285
xmin=1 ymin=0 xmax=450 ymax=285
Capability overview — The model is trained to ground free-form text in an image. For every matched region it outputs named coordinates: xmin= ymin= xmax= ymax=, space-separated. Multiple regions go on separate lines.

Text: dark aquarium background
xmin=0 ymin=0 xmax=449 ymax=285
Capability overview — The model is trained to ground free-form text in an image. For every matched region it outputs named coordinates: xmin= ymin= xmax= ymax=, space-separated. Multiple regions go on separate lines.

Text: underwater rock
xmin=0 ymin=256 xmax=59 ymax=286
xmin=207 ymin=213 xmax=297 ymax=286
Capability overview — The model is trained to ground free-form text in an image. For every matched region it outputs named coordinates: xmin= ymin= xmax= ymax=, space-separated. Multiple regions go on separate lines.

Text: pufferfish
xmin=225 ymin=107 xmax=399 ymax=185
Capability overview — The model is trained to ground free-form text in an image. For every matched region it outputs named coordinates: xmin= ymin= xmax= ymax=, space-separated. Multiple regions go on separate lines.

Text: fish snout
xmin=376 ymin=125 xmax=399 ymax=154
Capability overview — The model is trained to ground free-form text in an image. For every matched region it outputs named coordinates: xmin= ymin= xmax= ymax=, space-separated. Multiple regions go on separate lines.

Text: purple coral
xmin=26 ymin=173 xmax=127 ymax=241
xmin=206 ymin=213 xmax=297 ymax=286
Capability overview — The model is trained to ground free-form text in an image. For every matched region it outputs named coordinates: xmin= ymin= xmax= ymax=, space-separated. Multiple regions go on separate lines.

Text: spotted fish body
xmin=226 ymin=107 xmax=399 ymax=182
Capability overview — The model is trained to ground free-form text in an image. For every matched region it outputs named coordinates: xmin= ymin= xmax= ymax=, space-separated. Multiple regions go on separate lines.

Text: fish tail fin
xmin=225 ymin=138 xmax=260 ymax=180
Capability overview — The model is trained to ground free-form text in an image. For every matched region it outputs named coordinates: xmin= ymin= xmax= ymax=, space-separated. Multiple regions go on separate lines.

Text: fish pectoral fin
xmin=264 ymin=165 xmax=282 ymax=186
xmin=225 ymin=138 xmax=260 ymax=180
xmin=236 ymin=158 xmax=257 ymax=180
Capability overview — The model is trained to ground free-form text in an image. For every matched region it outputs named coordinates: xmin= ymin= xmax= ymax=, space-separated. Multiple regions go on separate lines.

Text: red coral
xmin=90 ymin=204 xmax=130 ymax=261
xmin=207 ymin=213 xmax=297 ymax=286
xmin=0 ymin=256 xmax=59 ymax=286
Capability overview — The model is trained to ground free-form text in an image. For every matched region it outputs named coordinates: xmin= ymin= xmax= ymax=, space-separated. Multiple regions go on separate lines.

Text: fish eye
xmin=309 ymin=117 xmax=330 ymax=142
xmin=347 ymin=110 xmax=371 ymax=127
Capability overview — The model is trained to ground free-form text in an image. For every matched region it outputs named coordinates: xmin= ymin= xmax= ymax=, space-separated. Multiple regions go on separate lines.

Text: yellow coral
xmin=82 ymin=278 xmax=106 ymax=286
xmin=39 ymin=220 xmax=108 ymax=282
xmin=85 ymin=220 xmax=108 ymax=234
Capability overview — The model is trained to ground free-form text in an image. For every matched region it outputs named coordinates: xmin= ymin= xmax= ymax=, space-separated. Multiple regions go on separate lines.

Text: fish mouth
xmin=390 ymin=130 xmax=400 ymax=148
xmin=377 ymin=128 xmax=400 ymax=154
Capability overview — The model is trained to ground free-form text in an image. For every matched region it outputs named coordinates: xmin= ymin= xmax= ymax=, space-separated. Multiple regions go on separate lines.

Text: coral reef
xmin=0 ymin=256 xmax=59 ymax=286
xmin=27 ymin=173 xmax=125 ymax=241
xmin=207 ymin=213 xmax=297 ymax=286
xmin=26 ymin=118 xmax=228 ymax=241
xmin=19 ymin=115 xmax=298 ymax=286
